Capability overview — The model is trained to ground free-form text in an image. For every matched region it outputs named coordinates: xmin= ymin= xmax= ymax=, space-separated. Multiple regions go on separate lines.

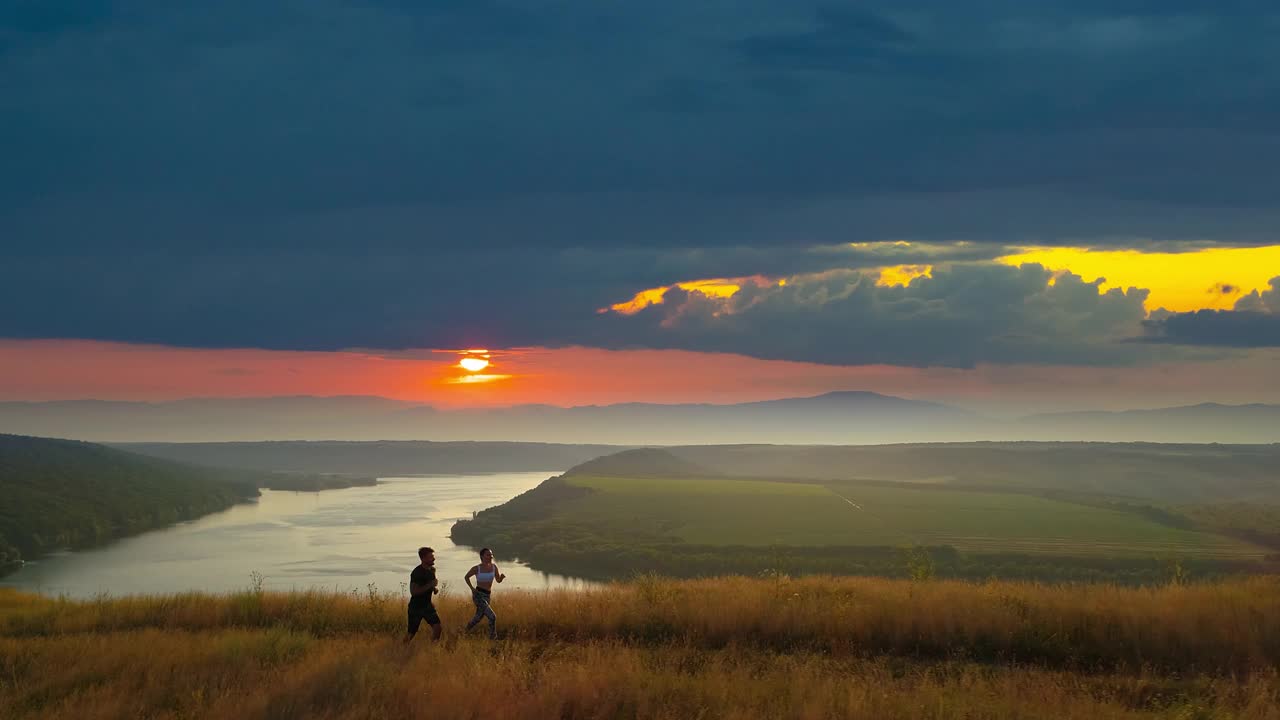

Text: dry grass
xmin=5 ymin=630 xmax=1280 ymax=719
xmin=4 ymin=576 xmax=1280 ymax=718
xmin=6 ymin=575 xmax=1280 ymax=672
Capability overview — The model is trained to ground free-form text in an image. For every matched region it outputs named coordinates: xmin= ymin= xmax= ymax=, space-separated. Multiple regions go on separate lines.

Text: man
xmin=404 ymin=546 xmax=441 ymax=643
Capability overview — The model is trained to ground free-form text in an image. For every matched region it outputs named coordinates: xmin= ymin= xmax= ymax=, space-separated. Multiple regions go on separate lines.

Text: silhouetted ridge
xmin=564 ymin=448 xmax=715 ymax=478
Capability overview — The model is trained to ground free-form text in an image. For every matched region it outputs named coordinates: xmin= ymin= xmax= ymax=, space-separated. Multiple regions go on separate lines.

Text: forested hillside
xmin=0 ymin=434 xmax=262 ymax=574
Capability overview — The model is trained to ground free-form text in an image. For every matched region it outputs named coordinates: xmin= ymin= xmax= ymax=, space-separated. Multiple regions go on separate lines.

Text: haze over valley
xmin=3 ymin=391 xmax=1278 ymax=444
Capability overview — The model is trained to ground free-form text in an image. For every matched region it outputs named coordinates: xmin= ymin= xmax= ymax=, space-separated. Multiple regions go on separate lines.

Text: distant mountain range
xmin=1 ymin=392 xmax=1277 ymax=444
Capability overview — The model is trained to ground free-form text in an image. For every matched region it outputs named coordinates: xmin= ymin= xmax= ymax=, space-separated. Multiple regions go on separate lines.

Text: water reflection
xmin=2 ymin=473 xmax=595 ymax=598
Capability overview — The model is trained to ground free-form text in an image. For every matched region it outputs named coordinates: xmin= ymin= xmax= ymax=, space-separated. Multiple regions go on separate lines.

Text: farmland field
xmin=563 ymin=475 xmax=1265 ymax=559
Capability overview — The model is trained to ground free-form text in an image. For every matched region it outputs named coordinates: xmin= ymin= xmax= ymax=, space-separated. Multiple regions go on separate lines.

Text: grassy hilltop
xmin=5 ymin=576 xmax=1280 ymax=718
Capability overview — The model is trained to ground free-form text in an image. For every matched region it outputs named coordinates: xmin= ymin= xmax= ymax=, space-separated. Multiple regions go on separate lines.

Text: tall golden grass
xmin=6 ymin=630 xmax=1278 ymax=719
xmin=5 ymin=576 xmax=1280 ymax=718
xmin=6 ymin=575 xmax=1280 ymax=672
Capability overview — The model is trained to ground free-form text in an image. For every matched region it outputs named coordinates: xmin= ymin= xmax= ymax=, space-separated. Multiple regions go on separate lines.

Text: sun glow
xmin=443 ymin=349 xmax=507 ymax=386
xmin=446 ymin=373 xmax=510 ymax=384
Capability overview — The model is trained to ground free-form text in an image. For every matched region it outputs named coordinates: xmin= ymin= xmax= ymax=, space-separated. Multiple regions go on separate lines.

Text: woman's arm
xmin=495 ymin=564 xmax=506 ymax=583
xmin=464 ymin=565 xmax=477 ymax=591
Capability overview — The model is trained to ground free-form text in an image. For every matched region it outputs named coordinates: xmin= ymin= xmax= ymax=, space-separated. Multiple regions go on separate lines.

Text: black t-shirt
xmin=409 ymin=565 xmax=436 ymax=608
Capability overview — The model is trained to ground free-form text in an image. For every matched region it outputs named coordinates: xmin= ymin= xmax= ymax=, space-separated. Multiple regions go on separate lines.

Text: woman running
xmin=464 ymin=547 xmax=505 ymax=639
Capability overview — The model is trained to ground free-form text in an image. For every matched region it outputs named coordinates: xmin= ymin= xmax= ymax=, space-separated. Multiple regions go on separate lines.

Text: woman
xmin=463 ymin=547 xmax=505 ymax=639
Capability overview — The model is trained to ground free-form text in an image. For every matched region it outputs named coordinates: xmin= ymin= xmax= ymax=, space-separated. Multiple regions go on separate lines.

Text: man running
xmin=404 ymin=546 xmax=441 ymax=643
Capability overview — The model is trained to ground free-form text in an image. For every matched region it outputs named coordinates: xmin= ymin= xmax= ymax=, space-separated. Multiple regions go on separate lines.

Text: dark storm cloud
xmin=1144 ymin=311 xmax=1280 ymax=348
xmin=3 ymin=0 xmax=1280 ymax=360
xmin=738 ymin=6 xmax=918 ymax=73
xmin=1235 ymin=279 xmax=1280 ymax=314
xmin=1143 ymin=277 xmax=1280 ymax=347
xmin=0 ymin=242 xmax=1004 ymax=351
xmin=0 ymin=1 xmax=117 ymax=35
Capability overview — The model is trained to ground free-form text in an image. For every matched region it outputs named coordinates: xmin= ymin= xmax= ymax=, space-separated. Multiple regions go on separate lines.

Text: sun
xmin=443 ymin=349 xmax=510 ymax=385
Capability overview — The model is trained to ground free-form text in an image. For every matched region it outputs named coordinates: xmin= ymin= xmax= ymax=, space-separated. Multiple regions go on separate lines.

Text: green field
xmin=564 ymin=475 xmax=1265 ymax=559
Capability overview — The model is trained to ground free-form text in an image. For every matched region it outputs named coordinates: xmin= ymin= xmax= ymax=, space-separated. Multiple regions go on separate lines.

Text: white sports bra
xmin=476 ymin=569 xmax=496 ymax=583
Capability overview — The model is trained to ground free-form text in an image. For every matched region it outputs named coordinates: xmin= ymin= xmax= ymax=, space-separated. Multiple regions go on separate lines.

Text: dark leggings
xmin=466 ymin=589 xmax=496 ymax=639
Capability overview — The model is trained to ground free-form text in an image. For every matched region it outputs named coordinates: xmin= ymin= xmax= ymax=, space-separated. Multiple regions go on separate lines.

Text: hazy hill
xmin=1023 ymin=403 xmax=1280 ymax=443
xmin=117 ymin=440 xmax=625 ymax=475
xmin=0 ymin=392 xmax=988 ymax=443
xmin=0 ymin=434 xmax=262 ymax=573
xmin=0 ymin=396 xmax=422 ymax=443
xmin=563 ymin=447 xmax=715 ymax=478
xmin=3 ymin=393 xmax=1278 ymax=444
xmin=657 ymin=443 xmax=1280 ymax=504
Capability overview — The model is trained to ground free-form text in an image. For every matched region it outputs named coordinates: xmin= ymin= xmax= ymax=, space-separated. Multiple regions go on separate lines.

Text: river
xmin=1 ymin=472 xmax=594 ymax=598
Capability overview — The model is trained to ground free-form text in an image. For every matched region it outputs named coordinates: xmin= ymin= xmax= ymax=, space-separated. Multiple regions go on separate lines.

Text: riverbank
xmin=1 ymin=473 xmax=573 ymax=598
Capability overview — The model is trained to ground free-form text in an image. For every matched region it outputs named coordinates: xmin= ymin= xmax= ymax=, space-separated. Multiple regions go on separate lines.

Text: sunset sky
xmin=3 ymin=1 xmax=1280 ymax=412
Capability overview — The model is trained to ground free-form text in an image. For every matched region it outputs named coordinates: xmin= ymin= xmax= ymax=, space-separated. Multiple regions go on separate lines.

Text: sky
xmin=3 ymin=1 xmax=1280 ymax=411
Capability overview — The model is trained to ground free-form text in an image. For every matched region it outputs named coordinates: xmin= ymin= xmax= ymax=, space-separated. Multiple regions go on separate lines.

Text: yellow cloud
xmin=996 ymin=245 xmax=1280 ymax=312
xmin=600 ymin=244 xmax=1280 ymax=318
xmin=606 ymin=278 xmax=747 ymax=315
xmin=606 ymin=266 xmax=947 ymax=316
xmin=875 ymin=264 xmax=933 ymax=287
xmin=607 ymin=287 xmax=671 ymax=315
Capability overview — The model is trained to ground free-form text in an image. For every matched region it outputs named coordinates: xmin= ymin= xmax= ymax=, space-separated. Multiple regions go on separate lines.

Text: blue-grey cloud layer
xmin=3 ymin=1 xmax=1280 ymax=362
xmin=594 ymin=263 xmax=1213 ymax=367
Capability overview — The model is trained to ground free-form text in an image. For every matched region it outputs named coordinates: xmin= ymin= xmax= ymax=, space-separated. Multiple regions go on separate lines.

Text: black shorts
xmin=407 ymin=604 xmax=441 ymax=634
